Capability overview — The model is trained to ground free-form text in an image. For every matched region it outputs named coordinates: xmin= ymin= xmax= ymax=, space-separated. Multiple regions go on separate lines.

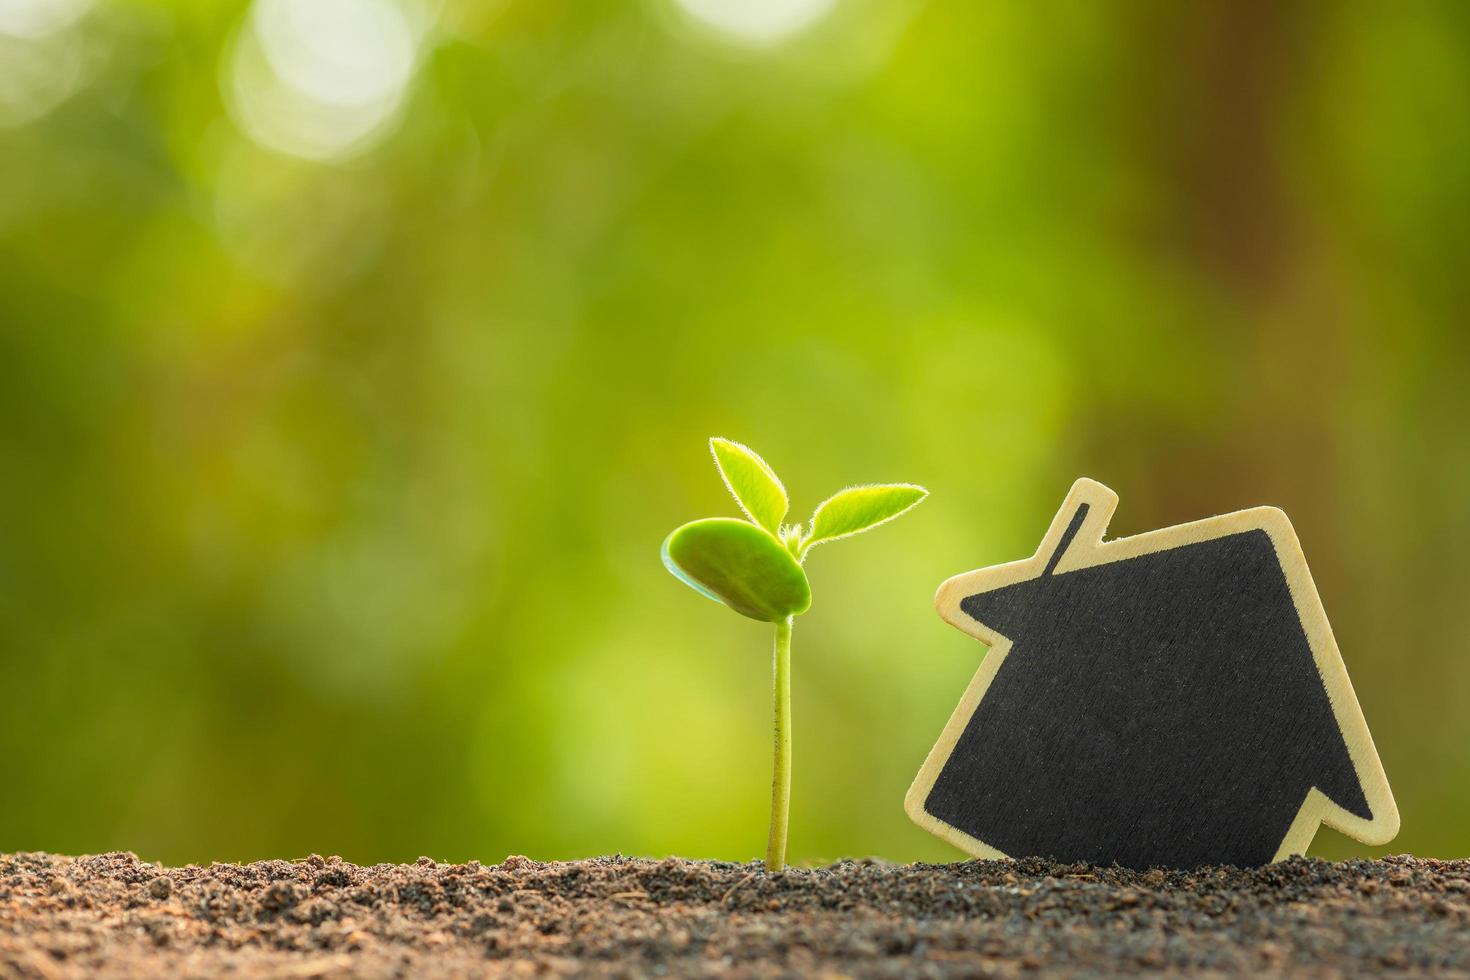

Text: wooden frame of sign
xmin=906 ymin=477 xmax=1399 ymax=868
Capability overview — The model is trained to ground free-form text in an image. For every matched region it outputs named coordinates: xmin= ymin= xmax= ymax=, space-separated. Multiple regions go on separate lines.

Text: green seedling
xmin=662 ymin=438 xmax=928 ymax=871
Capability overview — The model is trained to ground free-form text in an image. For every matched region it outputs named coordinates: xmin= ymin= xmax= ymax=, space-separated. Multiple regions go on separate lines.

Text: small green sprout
xmin=662 ymin=438 xmax=928 ymax=871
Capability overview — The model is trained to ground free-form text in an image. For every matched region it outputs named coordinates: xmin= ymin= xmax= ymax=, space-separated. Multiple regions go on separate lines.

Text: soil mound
xmin=2 ymin=851 xmax=1466 ymax=977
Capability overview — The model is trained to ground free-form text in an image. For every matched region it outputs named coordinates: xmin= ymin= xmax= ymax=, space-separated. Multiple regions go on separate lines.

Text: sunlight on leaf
xmin=709 ymin=438 xmax=788 ymax=534
xmin=805 ymin=484 xmax=928 ymax=552
xmin=663 ymin=518 xmax=811 ymax=622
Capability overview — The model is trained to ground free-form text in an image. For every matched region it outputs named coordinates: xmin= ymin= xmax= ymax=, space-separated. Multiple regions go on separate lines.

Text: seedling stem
xmin=767 ymin=616 xmax=793 ymax=872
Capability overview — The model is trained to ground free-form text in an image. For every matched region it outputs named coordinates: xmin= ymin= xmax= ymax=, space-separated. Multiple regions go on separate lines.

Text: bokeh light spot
xmin=0 ymin=0 xmax=92 ymax=39
xmin=255 ymin=0 xmax=417 ymax=108
xmin=672 ymin=0 xmax=836 ymax=46
xmin=0 ymin=0 xmax=97 ymax=127
xmin=224 ymin=0 xmax=428 ymax=162
xmin=0 ymin=33 xmax=84 ymax=126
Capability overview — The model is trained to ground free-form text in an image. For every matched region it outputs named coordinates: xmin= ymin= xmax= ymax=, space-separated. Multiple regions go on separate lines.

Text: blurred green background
xmin=1 ymin=0 xmax=1467 ymax=867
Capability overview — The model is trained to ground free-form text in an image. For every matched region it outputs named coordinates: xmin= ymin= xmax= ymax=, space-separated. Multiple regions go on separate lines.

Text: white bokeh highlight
xmin=0 ymin=0 xmax=96 ymax=128
xmin=673 ymin=0 xmax=836 ymax=45
xmin=225 ymin=0 xmax=428 ymax=162
xmin=0 ymin=0 xmax=92 ymax=39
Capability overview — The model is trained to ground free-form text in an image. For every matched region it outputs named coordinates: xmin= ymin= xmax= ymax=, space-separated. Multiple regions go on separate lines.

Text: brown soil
xmin=2 ymin=851 xmax=1468 ymax=978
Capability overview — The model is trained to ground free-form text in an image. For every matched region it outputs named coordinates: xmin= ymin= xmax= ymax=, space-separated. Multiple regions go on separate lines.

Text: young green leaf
xmin=804 ymin=484 xmax=928 ymax=552
xmin=710 ymin=438 xmax=788 ymax=534
xmin=663 ymin=518 xmax=812 ymax=622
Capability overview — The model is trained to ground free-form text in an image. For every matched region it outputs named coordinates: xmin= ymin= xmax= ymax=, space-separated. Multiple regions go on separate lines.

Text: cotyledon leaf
xmin=662 ymin=517 xmax=811 ymax=622
xmin=709 ymin=438 xmax=788 ymax=534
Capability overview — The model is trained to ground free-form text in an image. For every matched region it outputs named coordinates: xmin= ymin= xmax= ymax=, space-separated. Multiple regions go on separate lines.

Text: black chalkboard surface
xmin=906 ymin=478 xmax=1398 ymax=869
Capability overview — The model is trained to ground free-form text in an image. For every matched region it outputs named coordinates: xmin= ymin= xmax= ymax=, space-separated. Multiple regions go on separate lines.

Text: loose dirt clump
xmin=2 ymin=851 xmax=1468 ymax=977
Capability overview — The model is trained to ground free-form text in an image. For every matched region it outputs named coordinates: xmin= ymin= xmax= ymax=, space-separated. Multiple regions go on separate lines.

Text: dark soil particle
xmin=2 ymin=851 xmax=1467 ymax=978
